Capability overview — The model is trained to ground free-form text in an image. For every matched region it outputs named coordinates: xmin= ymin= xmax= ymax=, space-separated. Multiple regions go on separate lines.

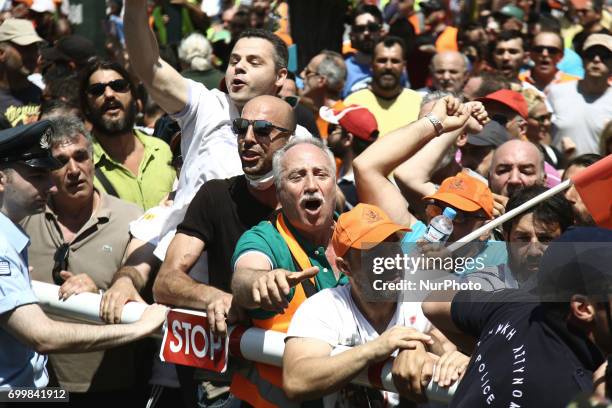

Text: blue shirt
xmin=0 ymin=212 xmax=47 ymax=389
xmin=401 ymin=220 xmax=508 ymax=275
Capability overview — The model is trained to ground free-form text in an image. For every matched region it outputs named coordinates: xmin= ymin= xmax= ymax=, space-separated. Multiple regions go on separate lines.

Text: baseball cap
xmin=332 ymin=204 xmax=410 ymax=257
xmin=583 ymin=33 xmax=612 ymax=53
xmin=30 ymin=0 xmax=56 ymax=13
xmin=536 ymin=227 xmax=612 ymax=302
xmin=467 ymin=121 xmax=511 ymax=148
xmin=0 ymin=19 xmax=43 ymax=46
xmin=319 ymin=104 xmax=379 ymax=142
xmin=424 ymin=172 xmax=494 ymax=219
xmin=0 ymin=120 xmax=61 ymax=169
xmin=477 ymin=89 xmax=529 ymax=120
xmin=40 ymin=35 xmax=97 ymax=65
xmin=498 ymin=4 xmax=524 ymax=20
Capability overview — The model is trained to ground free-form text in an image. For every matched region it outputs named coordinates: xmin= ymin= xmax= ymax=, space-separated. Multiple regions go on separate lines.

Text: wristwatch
xmin=425 ymin=113 xmax=444 ymax=136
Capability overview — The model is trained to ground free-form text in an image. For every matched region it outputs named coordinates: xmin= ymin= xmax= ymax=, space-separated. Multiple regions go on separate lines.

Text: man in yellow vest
xmin=230 ymin=136 xmax=348 ymax=407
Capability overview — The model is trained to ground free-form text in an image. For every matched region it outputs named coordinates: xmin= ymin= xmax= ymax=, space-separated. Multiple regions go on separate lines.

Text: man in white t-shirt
xmin=124 ymin=1 xmax=311 ymax=262
xmin=283 ymin=203 xmax=468 ymax=406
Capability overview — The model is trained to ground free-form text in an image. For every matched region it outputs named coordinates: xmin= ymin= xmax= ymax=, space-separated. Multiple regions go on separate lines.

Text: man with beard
xmin=152 ymin=95 xmax=295 ymax=407
xmin=345 ymin=36 xmax=422 ymax=137
xmin=342 ymin=4 xmax=385 ymax=98
xmin=124 ymin=1 xmax=311 ymax=262
xmin=20 ymin=116 xmax=154 ymax=405
xmin=0 ymin=19 xmax=43 ymax=126
xmin=283 ymin=204 xmax=469 ymax=406
xmin=79 ymin=60 xmax=176 ymax=210
xmin=519 ymin=31 xmax=580 ymax=94
xmin=548 ymin=34 xmax=612 ymax=156
xmin=230 ymin=137 xmax=347 ymax=407
xmin=465 ymin=185 xmax=574 ymax=290
xmin=492 ymin=30 xmax=527 ymax=83
xmin=562 ymin=153 xmax=602 ymax=226
xmin=488 ymin=139 xmax=547 ymax=209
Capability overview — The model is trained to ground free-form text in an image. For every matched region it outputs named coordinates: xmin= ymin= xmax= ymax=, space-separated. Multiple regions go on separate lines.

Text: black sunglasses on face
xmin=232 ymin=118 xmax=292 ymax=138
xmin=52 ymin=243 xmax=70 ymax=285
xmin=584 ymin=48 xmax=612 ymax=62
xmin=532 ymin=45 xmax=562 ymax=56
xmin=86 ymin=79 xmax=130 ymax=97
xmin=491 ymin=114 xmax=509 ymax=127
xmin=352 ymin=22 xmax=381 ymax=34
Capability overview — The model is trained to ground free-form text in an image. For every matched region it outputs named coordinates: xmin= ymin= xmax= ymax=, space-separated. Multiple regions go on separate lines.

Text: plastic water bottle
xmin=423 ymin=207 xmax=456 ymax=243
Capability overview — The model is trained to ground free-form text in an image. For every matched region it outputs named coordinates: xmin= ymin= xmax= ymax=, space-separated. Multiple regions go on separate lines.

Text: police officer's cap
xmin=0 ymin=120 xmax=61 ymax=169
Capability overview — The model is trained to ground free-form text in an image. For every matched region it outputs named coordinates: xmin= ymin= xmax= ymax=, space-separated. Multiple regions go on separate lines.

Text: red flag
xmin=571 ymin=154 xmax=612 ymax=229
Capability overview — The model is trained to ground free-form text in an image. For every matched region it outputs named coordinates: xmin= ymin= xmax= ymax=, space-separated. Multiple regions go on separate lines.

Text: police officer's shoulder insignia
xmin=0 ymin=260 xmax=11 ymax=276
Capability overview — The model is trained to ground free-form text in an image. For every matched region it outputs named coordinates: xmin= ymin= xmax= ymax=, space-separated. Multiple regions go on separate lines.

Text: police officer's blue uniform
xmin=0 ymin=120 xmax=60 ymax=389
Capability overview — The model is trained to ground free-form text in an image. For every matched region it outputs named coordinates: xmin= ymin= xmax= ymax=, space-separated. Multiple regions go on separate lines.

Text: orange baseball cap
xmin=332 ymin=204 xmax=410 ymax=257
xmin=423 ymin=172 xmax=494 ymax=219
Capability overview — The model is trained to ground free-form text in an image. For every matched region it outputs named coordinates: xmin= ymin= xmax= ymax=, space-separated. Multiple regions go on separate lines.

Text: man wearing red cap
xmin=477 ymin=89 xmax=528 ymax=139
xmin=320 ymin=104 xmax=379 ymax=209
xmin=283 ymin=203 xmax=468 ymax=405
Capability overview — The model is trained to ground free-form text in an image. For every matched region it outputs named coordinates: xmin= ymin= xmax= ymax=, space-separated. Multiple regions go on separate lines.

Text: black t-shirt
xmin=450 ymin=289 xmax=604 ymax=407
xmin=177 ymin=175 xmax=275 ymax=292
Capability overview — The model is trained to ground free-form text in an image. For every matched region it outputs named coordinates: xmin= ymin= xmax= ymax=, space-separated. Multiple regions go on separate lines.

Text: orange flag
xmin=571 ymin=154 xmax=612 ymax=229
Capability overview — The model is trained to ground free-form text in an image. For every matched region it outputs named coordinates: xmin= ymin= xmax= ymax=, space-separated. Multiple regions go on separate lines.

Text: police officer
xmin=0 ymin=120 xmax=168 ymax=389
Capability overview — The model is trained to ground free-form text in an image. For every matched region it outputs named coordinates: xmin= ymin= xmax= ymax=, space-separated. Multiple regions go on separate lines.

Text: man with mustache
xmin=230 ymin=137 xmax=347 ymax=407
xmin=79 ymin=60 xmax=176 ymax=210
xmin=344 ymin=36 xmax=422 ymax=137
xmin=492 ymin=30 xmax=527 ymax=83
xmin=0 ymin=19 xmax=43 ymax=126
xmin=124 ymin=0 xmax=311 ymax=262
xmin=151 ymin=95 xmax=297 ymax=407
xmin=20 ymin=116 xmax=156 ymax=404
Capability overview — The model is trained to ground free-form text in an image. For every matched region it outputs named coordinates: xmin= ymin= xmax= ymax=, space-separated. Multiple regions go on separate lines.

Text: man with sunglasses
xmin=570 ymin=0 xmax=610 ymax=56
xmin=548 ymin=33 xmax=612 ymax=156
xmin=520 ymin=31 xmax=580 ymax=94
xmin=0 ymin=120 xmax=168 ymax=389
xmin=152 ymin=95 xmax=295 ymax=407
xmin=80 ymin=60 xmax=176 ymax=211
xmin=343 ymin=4 xmax=385 ymax=98
xmin=124 ymin=2 xmax=312 ymax=266
xmin=476 ymin=89 xmax=528 ymax=139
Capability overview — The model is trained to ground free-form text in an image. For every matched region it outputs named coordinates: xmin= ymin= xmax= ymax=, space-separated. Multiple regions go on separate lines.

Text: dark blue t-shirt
xmin=450 ymin=289 xmax=604 ymax=407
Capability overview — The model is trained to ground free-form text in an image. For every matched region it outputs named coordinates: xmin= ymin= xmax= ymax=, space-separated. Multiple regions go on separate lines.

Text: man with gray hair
xmin=419 ymin=51 xmax=469 ymax=96
xmin=230 ymin=136 xmax=347 ymax=407
xmin=21 ymin=116 xmax=153 ymax=404
xmin=299 ymin=50 xmax=347 ymax=138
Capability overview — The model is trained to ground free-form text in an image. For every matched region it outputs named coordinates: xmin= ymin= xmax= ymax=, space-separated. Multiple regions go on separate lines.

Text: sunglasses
xmin=491 ymin=114 xmax=509 ymax=127
xmin=427 ymin=203 xmax=488 ymax=224
xmin=584 ymin=48 xmax=612 ymax=62
xmin=86 ymin=79 xmax=130 ymax=97
xmin=52 ymin=243 xmax=69 ymax=285
xmin=530 ymin=112 xmax=552 ymax=124
xmin=282 ymin=95 xmax=300 ymax=108
xmin=352 ymin=22 xmax=381 ymax=34
xmin=531 ymin=45 xmax=561 ymax=56
xmin=232 ymin=118 xmax=292 ymax=138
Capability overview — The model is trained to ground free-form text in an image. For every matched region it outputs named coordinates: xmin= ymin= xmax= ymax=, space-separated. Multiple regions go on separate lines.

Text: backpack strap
xmin=94 ymin=166 xmax=119 ymax=198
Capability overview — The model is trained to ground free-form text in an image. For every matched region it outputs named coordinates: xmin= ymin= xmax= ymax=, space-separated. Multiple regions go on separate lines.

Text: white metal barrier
xmin=32 ymin=280 xmax=457 ymax=402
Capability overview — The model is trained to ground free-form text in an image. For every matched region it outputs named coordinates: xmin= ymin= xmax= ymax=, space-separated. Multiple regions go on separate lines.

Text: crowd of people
xmin=0 ymin=0 xmax=611 ymax=407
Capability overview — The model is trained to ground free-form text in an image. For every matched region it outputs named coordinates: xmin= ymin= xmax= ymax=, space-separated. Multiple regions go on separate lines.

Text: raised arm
xmin=0 ymin=302 xmax=167 ymax=354
xmin=353 ymin=96 xmax=472 ymax=227
xmin=124 ymin=0 xmax=189 ymax=114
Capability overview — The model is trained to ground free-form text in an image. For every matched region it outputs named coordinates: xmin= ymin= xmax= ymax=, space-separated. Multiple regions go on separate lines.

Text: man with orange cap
xmin=283 ymin=203 xmax=468 ymax=406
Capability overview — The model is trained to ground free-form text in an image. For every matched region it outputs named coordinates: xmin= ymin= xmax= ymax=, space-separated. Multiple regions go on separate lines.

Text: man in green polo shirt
xmin=231 ymin=136 xmax=348 ymax=317
xmin=81 ymin=60 xmax=176 ymax=210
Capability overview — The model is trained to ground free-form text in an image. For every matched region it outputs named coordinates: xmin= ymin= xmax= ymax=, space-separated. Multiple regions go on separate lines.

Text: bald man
xmin=153 ymin=95 xmax=297 ymax=329
xmin=488 ymin=139 xmax=546 ymax=199
xmin=425 ymin=51 xmax=469 ymax=95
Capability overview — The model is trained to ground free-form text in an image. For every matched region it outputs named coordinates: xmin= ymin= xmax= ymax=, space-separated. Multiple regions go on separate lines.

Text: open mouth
xmin=231 ymin=78 xmax=247 ymax=89
xmin=302 ymin=196 xmax=323 ymax=214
